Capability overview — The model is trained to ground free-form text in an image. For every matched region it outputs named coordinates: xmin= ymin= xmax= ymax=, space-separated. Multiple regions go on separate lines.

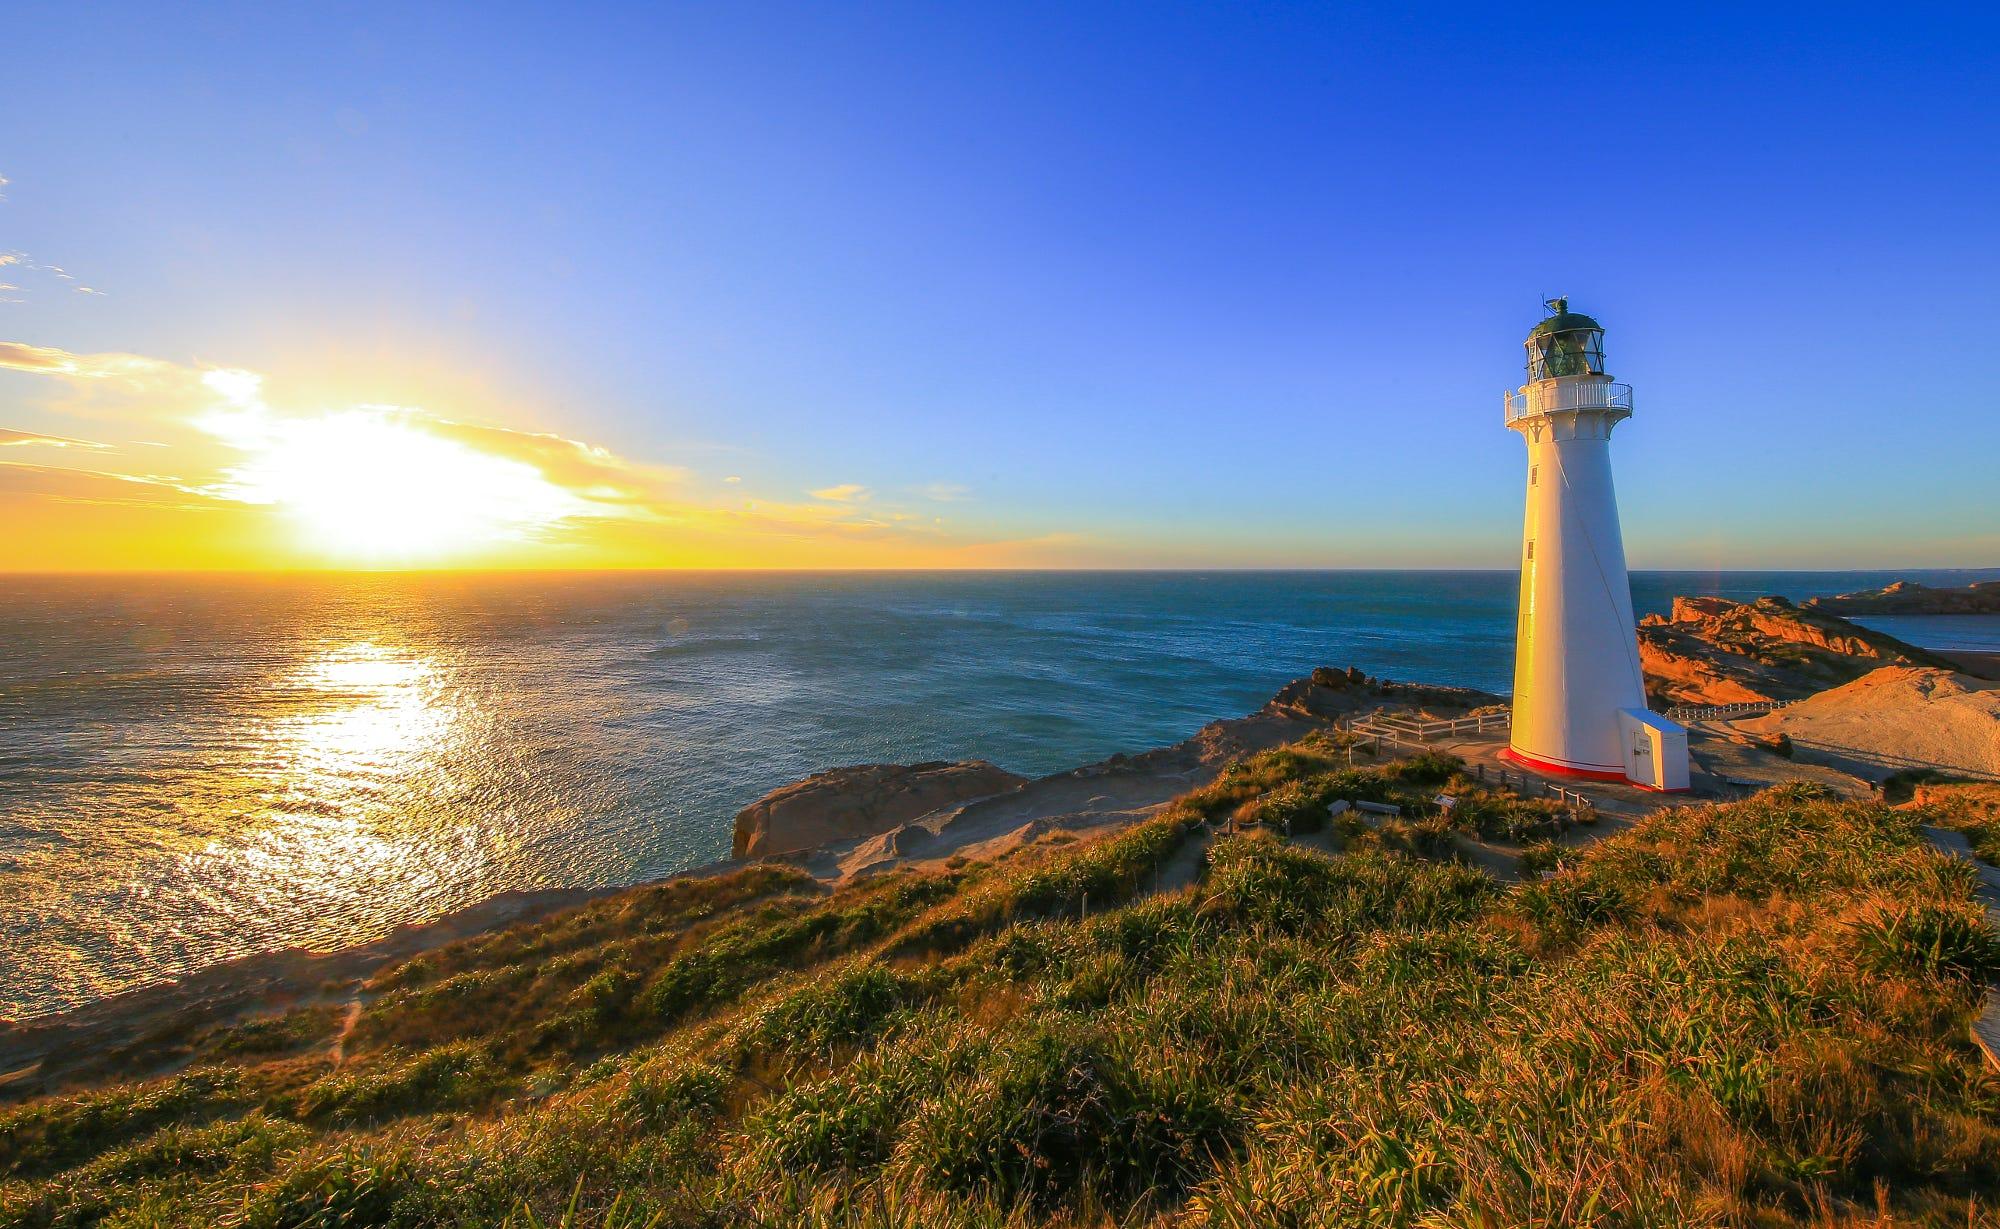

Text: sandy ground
xmin=1943 ymin=650 xmax=2000 ymax=681
xmin=1741 ymin=666 xmax=2000 ymax=783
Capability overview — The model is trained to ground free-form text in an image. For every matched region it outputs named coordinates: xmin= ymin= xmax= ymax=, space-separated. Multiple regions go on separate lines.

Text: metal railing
xmin=1503 ymin=380 xmax=1633 ymax=424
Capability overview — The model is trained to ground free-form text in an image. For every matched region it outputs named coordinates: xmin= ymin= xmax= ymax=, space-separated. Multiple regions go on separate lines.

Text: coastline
xmin=10 ymin=569 xmax=1994 ymax=1025
xmin=0 ymin=668 xmax=1492 ymax=1090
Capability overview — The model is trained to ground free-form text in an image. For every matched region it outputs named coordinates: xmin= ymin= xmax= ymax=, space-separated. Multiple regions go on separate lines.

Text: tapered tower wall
xmin=1509 ymin=410 xmax=1648 ymax=774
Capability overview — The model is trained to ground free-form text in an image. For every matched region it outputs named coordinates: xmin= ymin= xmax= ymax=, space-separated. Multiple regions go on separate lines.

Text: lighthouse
xmin=1503 ymin=299 xmax=1688 ymax=791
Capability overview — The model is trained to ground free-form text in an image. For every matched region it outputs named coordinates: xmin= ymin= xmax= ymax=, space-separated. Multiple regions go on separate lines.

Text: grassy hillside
xmin=5 ymin=736 xmax=2000 ymax=1227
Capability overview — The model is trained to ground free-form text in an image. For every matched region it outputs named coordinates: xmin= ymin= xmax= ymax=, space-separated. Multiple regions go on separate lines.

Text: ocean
xmin=4 ymin=568 xmax=1997 ymax=1020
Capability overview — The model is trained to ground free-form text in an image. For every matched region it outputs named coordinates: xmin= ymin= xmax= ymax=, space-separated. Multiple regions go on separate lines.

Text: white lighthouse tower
xmin=1504 ymin=299 xmax=1688 ymax=791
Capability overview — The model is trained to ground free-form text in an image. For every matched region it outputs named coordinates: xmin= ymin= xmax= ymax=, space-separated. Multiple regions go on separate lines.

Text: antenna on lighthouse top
xmin=1543 ymin=295 xmax=1568 ymax=316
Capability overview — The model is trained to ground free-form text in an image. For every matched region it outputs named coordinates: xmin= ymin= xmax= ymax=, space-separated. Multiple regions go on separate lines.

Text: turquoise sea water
xmin=2 ymin=568 xmax=1996 ymax=1019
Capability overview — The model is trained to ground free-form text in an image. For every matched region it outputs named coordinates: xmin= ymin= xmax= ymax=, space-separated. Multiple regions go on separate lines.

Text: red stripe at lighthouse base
xmin=1499 ymin=747 xmax=1690 ymax=793
xmin=1499 ymin=747 xmax=1627 ymax=781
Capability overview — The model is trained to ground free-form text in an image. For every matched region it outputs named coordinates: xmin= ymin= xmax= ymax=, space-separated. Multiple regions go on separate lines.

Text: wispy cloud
xmin=0 ymin=177 xmax=104 ymax=301
xmin=423 ymin=418 xmax=687 ymax=511
xmin=809 ymin=483 xmax=871 ymax=503
xmin=917 ymin=481 xmax=970 ymax=502
xmin=0 ymin=461 xmax=227 ymax=510
xmin=0 ymin=341 xmax=173 ymax=380
xmin=0 ymin=427 xmax=109 ymax=449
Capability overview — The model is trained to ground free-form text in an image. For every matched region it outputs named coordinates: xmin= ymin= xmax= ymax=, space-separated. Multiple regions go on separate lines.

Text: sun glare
xmin=202 ymin=403 xmax=590 ymax=563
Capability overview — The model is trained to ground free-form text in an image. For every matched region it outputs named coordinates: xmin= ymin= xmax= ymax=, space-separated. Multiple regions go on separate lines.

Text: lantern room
xmin=1524 ymin=297 xmax=1606 ymax=382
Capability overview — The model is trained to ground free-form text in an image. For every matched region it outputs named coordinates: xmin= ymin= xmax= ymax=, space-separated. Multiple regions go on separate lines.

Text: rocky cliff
xmin=1638 ymin=595 xmax=1956 ymax=707
xmin=1806 ymin=578 xmax=2000 ymax=616
xmin=732 ymin=760 xmax=1027 ymax=858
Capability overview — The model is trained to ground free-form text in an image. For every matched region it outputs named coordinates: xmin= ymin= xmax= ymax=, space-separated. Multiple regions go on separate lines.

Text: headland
xmin=4 ymin=588 xmax=1999 ymax=1224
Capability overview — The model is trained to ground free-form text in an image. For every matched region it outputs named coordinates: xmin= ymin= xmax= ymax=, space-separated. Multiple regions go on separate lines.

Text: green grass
xmin=5 ymin=748 xmax=2000 ymax=1227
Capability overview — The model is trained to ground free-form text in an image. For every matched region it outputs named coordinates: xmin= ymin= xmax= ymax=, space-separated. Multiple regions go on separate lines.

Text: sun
xmin=203 ymin=401 xmax=591 ymax=564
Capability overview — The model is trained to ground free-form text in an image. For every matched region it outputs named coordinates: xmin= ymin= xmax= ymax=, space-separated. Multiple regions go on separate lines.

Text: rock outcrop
xmin=1742 ymin=666 xmax=2000 ymax=782
xmin=735 ymin=667 xmax=1506 ymax=880
xmin=1807 ymin=579 xmax=2000 ymax=616
xmin=1267 ymin=665 xmax=1496 ymax=721
xmin=732 ymin=760 xmax=1027 ymax=859
xmin=1638 ymin=595 xmax=1956 ymax=707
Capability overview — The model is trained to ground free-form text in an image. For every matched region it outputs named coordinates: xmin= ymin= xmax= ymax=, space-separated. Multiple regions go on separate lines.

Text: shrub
xmin=1850 ymin=902 xmax=2000 ymax=982
xmin=237 ymin=1145 xmax=437 ymax=1228
xmin=1446 ymin=789 xmax=1567 ymax=843
xmin=0 ymin=1068 xmax=243 ymax=1181
xmin=292 ymin=1042 xmax=506 ymax=1125
xmin=616 ymin=1061 xmax=730 ymax=1131
xmin=738 ymin=965 xmax=930 ymax=1058
xmin=895 ymin=1026 xmax=1237 ymax=1208
xmin=210 ymin=1006 xmax=340 ymax=1057
xmin=1516 ymin=840 xmax=1566 ymax=876
xmin=747 ymin=1059 xmax=912 ymax=1175
xmin=1384 ymin=751 xmax=1464 ymax=787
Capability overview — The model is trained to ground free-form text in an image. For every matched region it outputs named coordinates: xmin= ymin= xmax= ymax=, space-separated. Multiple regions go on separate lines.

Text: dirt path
xmin=329 ymin=994 xmax=366 ymax=1067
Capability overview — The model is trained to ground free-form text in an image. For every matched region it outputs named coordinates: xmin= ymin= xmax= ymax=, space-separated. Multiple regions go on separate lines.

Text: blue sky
xmin=2 ymin=3 xmax=1996 ymax=568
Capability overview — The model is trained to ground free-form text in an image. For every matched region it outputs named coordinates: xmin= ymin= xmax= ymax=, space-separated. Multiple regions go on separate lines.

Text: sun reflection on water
xmin=199 ymin=640 xmax=485 ymax=949
xmin=286 ymin=642 xmax=450 ymax=779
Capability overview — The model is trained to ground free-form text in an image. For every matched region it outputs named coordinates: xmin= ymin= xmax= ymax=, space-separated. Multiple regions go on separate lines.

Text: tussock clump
xmin=893 ymin=1023 xmax=1238 ymax=1209
xmin=290 ymin=1040 xmax=507 ymax=1125
xmin=1201 ymin=836 xmax=1494 ymax=936
xmin=0 ymin=1068 xmax=246 ymax=1182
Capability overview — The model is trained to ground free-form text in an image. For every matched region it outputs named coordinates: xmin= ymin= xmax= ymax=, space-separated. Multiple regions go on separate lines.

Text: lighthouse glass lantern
xmin=1524 ymin=298 xmax=1606 ymax=380
xmin=1503 ymin=298 xmax=1689 ymax=791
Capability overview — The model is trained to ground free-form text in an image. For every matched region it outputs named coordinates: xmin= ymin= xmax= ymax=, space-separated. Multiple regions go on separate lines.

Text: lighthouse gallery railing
xmin=1503 ymin=381 xmax=1633 ymax=423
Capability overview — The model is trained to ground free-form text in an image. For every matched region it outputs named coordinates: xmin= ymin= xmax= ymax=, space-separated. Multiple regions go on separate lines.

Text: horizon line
xmin=5 ymin=565 xmax=1997 ymax=579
